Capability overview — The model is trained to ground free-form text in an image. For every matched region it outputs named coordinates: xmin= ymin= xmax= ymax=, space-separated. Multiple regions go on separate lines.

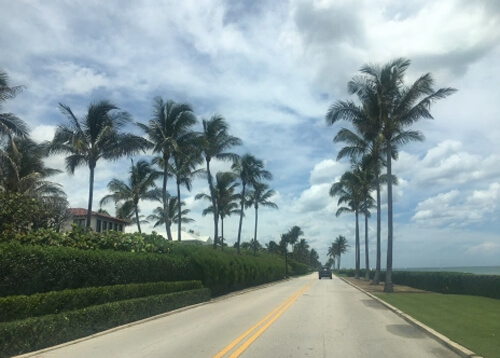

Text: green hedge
xmin=0 ymin=280 xmax=203 ymax=322
xmin=0 ymin=288 xmax=210 ymax=358
xmin=0 ymin=243 xmax=196 ymax=296
xmin=340 ymin=269 xmax=499 ymax=299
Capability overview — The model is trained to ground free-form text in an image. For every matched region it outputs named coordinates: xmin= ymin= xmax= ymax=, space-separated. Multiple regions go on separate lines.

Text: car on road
xmin=318 ymin=266 xmax=332 ymax=279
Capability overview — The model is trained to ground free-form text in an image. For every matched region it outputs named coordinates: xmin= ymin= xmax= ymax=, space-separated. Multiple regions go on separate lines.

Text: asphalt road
xmin=22 ymin=274 xmax=462 ymax=358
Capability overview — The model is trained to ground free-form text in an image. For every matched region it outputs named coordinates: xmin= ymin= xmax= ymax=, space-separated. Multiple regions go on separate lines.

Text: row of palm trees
xmin=327 ymin=235 xmax=349 ymax=270
xmin=326 ymin=58 xmax=456 ymax=292
xmin=1 ymin=67 xmax=279 ymax=252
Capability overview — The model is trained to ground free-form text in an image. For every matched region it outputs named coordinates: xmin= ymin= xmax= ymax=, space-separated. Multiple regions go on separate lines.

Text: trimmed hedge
xmin=0 ymin=243 xmax=197 ymax=296
xmin=340 ymin=269 xmax=499 ymax=299
xmin=0 ymin=288 xmax=210 ymax=358
xmin=0 ymin=280 xmax=204 ymax=322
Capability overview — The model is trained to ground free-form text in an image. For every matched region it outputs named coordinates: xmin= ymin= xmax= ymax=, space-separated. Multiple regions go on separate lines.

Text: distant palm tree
xmin=196 ymin=171 xmax=240 ymax=250
xmin=50 ymin=100 xmax=146 ymax=227
xmin=232 ymin=153 xmax=272 ymax=253
xmin=330 ymin=170 xmax=363 ymax=279
xmin=280 ymin=232 xmax=290 ymax=277
xmin=100 ymin=159 xmax=159 ymax=233
xmin=333 ymin=235 xmax=349 ymax=270
xmin=294 ymin=238 xmax=310 ymax=264
xmin=327 ymin=242 xmax=337 ymax=269
xmin=327 ymin=58 xmax=456 ymax=291
xmin=266 ymin=240 xmax=281 ymax=255
xmin=288 ymin=225 xmax=304 ymax=259
xmin=199 ymin=115 xmax=241 ymax=248
xmin=137 ymin=97 xmax=197 ymax=240
xmin=246 ymin=182 xmax=278 ymax=256
xmin=147 ymin=194 xmax=194 ymax=230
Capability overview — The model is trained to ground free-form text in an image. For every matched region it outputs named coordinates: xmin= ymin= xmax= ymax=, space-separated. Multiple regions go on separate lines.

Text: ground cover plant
xmin=375 ymin=292 xmax=500 ymax=358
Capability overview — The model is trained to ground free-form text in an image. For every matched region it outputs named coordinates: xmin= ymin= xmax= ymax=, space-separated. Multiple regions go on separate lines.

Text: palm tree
xmin=232 ymin=153 xmax=272 ymax=253
xmin=294 ymin=238 xmax=310 ymax=264
xmin=0 ymin=68 xmax=29 ymax=179
xmin=147 ymin=194 xmax=194 ymax=230
xmin=199 ymin=115 xmax=241 ymax=248
xmin=100 ymin=159 xmax=159 ymax=233
xmin=246 ymin=182 xmax=278 ymax=256
xmin=330 ymin=170 xmax=363 ymax=279
xmin=288 ymin=225 xmax=304 ymax=259
xmin=169 ymin=139 xmax=204 ymax=241
xmin=333 ymin=235 xmax=349 ymax=270
xmin=50 ymin=100 xmax=146 ymax=227
xmin=327 ymin=58 xmax=456 ymax=291
xmin=280 ymin=232 xmax=290 ymax=277
xmin=195 ymin=171 xmax=240 ymax=250
xmin=137 ymin=97 xmax=197 ymax=240
xmin=327 ymin=242 xmax=337 ymax=269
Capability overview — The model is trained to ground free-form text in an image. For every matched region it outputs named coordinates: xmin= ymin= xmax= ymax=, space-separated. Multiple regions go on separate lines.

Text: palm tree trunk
xmin=177 ymin=180 xmax=182 ymax=242
xmin=163 ymin=154 xmax=173 ymax=241
xmin=86 ymin=164 xmax=95 ymax=228
xmin=206 ymin=159 xmax=219 ymax=249
xmin=384 ymin=141 xmax=394 ymax=292
xmin=338 ymin=254 xmax=341 ymax=271
xmin=135 ymin=204 xmax=141 ymax=234
xmin=236 ymin=184 xmax=246 ymax=254
xmin=253 ymin=205 xmax=258 ymax=256
xmin=221 ymin=216 xmax=224 ymax=252
xmin=372 ymin=173 xmax=382 ymax=285
xmin=355 ymin=209 xmax=360 ymax=279
xmin=364 ymin=206 xmax=370 ymax=280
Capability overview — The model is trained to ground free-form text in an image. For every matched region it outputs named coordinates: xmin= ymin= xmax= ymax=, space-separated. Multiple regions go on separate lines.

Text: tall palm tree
xmin=280 ymin=232 xmax=290 ymax=277
xmin=195 ymin=171 xmax=240 ymax=250
xmin=333 ymin=235 xmax=349 ymax=270
xmin=137 ymin=97 xmax=197 ymax=240
xmin=100 ymin=159 xmax=159 ymax=233
xmin=327 ymin=58 xmax=456 ymax=291
xmin=50 ymin=100 xmax=146 ymax=227
xmin=199 ymin=115 xmax=241 ymax=248
xmin=147 ymin=194 xmax=194 ymax=230
xmin=169 ymin=139 xmax=204 ymax=241
xmin=232 ymin=153 xmax=272 ymax=253
xmin=330 ymin=170 xmax=363 ymax=279
xmin=294 ymin=238 xmax=310 ymax=264
xmin=327 ymin=242 xmax=337 ymax=269
xmin=246 ymin=182 xmax=278 ymax=256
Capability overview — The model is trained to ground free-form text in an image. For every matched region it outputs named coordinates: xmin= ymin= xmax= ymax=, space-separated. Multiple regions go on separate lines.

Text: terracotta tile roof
xmin=68 ymin=208 xmax=130 ymax=224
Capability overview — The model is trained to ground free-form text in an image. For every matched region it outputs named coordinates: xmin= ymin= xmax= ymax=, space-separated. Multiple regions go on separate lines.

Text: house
xmin=61 ymin=208 xmax=129 ymax=233
xmin=160 ymin=230 xmax=212 ymax=245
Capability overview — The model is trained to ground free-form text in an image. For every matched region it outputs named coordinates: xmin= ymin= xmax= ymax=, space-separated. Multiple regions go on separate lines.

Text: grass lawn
xmin=375 ymin=293 xmax=500 ymax=358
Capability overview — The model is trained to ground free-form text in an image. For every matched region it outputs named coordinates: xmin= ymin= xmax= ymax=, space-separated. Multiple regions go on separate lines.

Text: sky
xmin=2 ymin=0 xmax=500 ymax=268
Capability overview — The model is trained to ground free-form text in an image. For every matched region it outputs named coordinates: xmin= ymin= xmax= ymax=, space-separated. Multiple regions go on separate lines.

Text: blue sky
xmin=2 ymin=0 xmax=500 ymax=268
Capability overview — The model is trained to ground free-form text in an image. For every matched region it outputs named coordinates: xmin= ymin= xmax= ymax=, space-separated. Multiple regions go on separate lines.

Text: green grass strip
xmin=375 ymin=293 xmax=500 ymax=358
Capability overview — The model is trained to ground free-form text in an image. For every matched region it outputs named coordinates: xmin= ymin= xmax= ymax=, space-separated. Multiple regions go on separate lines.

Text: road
xmin=23 ymin=274 xmax=461 ymax=358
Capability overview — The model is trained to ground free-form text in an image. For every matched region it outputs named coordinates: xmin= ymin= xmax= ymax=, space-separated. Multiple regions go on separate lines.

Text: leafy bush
xmin=0 ymin=280 xmax=204 ymax=322
xmin=0 ymin=288 xmax=210 ymax=358
xmin=0 ymin=243 xmax=196 ymax=296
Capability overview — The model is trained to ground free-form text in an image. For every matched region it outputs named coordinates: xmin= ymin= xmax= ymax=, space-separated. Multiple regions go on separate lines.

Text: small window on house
xmin=102 ymin=221 xmax=107 ymax=231
xmin=96 ymin=220 xmax=101 ymax=233
xmin=114 ymin=223 xmax=118 ymax=231
xmin=118 ymin=224 xmax=123 ymax=232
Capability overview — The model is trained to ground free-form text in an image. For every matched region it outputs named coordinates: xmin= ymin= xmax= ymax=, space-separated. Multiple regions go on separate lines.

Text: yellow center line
xmin=214 ymin=280 xmax=314 ymax=358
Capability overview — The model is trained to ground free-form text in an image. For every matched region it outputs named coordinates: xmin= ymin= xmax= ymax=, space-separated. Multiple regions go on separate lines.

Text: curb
xmin=339 ymin=277 xmax=484 ymax=358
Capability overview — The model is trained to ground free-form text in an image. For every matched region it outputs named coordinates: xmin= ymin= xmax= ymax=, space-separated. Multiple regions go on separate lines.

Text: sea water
xmin=395 ymin=266 xmax=500 ymax=275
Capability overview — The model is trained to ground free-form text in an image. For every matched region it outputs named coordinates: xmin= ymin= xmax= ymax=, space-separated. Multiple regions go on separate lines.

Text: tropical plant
xmin=330 ymin=169 xmax=363 ymax=279
xmin=50 ymin=100 xmax=146 ymax=227
xmin=196 ymin=171 xmax=240 ymax=250
xmin=332 ymin=235 xmax=349 ymax=270
xmin=287 ymin=225 xmax=304 ymax=258
xmin=327 ymin=242 xmax=337 ymax=268
xmin=294 ymin=238 xmax=310 ymax=264
xmin=137 ymin=98 xmax=196 ymax=240
xmin=198 ymin=115 xmax=241 ymax=248
xmin=147 ymin=194 xmax=194 ymax=230
xmin=326 ymin=58 xmax=456 ymax=291
xmin=266 ymin=240 xmax=281 ymax=255
xmin=232 ymin=153 xmax=272 ymax=253
xmin=279 ymin=232 xmax=290 ymax=277
xmin=246 ymin=182 xmax=278 ymax=255
xmin=100 ymin=159 xmax=159 ymax=233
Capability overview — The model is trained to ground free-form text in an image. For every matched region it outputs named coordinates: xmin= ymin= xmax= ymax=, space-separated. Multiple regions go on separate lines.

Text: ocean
xmin=395 ymin=266 xmax=500 ymax=275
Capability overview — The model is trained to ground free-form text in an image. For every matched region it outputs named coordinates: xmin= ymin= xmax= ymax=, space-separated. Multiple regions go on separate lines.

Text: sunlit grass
xmin=375 ymin=293 xmax=500 ymax=358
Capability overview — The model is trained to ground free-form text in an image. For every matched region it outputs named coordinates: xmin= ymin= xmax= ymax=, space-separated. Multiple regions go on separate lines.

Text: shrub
xmin=0 ymin=288 xmax=210 ymax=358
xmin=0 ymin=243 xmax=196 ymax=296
xmin=0 ymin=280 xmax=204 ymax=322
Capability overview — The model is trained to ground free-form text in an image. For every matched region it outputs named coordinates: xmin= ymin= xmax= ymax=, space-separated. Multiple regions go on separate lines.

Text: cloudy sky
xmin=2 ymin=0 xmax=499 ymax=268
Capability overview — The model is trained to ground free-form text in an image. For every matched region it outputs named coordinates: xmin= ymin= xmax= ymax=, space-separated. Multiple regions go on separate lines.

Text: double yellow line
xmin=213 ymin=280 xmax=314 ymax=358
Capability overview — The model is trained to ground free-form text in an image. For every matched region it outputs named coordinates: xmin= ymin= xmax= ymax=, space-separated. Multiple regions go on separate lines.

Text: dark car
xmin=318 ymin=266 xmax=332 ymax=279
